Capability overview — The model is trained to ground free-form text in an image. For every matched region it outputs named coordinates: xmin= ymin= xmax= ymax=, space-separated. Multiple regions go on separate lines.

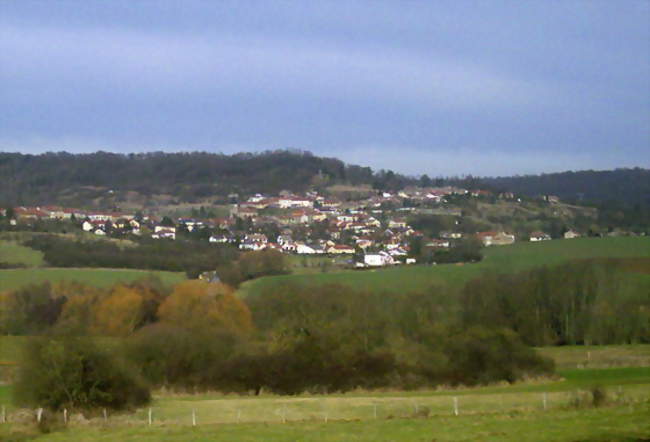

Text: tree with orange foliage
xmin=92 ymin=285 xmax=145 ymax=336
xmin=158 ymin=280 xmax=252 ymax=335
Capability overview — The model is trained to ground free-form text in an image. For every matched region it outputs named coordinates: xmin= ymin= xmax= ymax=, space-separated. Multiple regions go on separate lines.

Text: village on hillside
xmin=0 ymin=185 xmax=608 ymax=269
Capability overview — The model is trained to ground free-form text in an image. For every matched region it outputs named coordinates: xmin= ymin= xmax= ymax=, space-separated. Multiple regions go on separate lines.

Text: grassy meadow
xmin=240 ymin=237 xmax=650 ymax=296
xmin=0 ymin=241 xmax=45 ymax=267
xmin=0 ymin=268 xmax=186 ymax=291
xmin=1 ymin=364 xmax=649 ymax=441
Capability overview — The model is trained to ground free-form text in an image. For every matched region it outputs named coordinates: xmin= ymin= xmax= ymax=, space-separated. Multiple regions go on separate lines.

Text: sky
xmin=1 ymin=1 xmax=648 ymax=176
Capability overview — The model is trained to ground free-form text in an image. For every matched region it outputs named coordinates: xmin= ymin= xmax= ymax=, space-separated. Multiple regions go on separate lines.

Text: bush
xmin=13 ymin=337 xmax=150 ymax=411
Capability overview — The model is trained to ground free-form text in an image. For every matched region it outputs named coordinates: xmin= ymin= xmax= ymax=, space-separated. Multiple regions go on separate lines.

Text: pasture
xmin=0 ymin=268 xmax=185 ymax=291
xmin=1 ymin=367 xmax=649 ymax=441
xmin=241 ymin=237 xmax=650 ymax=297
xmin=1 ymin=343 xmax=649 ymax=440
xmin=0 ymin=241 xmax=45 ymax=267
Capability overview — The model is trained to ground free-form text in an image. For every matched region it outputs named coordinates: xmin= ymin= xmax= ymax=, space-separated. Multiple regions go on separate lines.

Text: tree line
xmin=7 ymin=257 xmax=648 ymax=412
xmin=22 ymin=235 xmax=289 ymax=281
xmin=6 ymin=277 xmax=554 ymax=412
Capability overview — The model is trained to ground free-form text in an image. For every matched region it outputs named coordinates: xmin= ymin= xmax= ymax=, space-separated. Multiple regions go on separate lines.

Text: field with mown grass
xmin=0 ymin=268 xmax=186 ymax=291
xmin=240 ymin=237 xmax=650 ymax=297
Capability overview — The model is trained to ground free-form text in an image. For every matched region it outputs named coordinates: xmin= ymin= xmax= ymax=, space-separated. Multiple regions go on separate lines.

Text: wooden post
xmin=103 ymin=408 xmax=107 ymax=422
xmin=373 ymin=404 xmax=377 ymax=419
xmin=282 ymin=404 xmax=286 ymax=424
xmin=543 ymin=392 xmax=548 ymax=410
xmin=192 ymin=409 xmax=196 ymax=427
xmin=1 ymin=405 xmax=5 ymax=423
xmin=453 ymin=397 xmax=459 ymax=416
xmin=324 ymin=411 xmax=328 ymax=423
xmin=36 ymin=408 xmax=43 ymax=423
xmin=237 ymin=409 xmax=241 ymax=423
xmin=148 ymin=408 xmax=152 ymax=426
xmin=63 ymin=408 xmax=68 ymax=424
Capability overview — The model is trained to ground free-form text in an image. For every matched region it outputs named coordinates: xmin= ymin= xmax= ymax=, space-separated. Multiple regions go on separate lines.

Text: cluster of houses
xmin=1 ymin=187 xmax=588 ymax=268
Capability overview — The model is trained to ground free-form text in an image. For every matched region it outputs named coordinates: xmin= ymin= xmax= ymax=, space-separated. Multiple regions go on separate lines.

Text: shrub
xmin=13 ymin=337 xmax=150 ymax=411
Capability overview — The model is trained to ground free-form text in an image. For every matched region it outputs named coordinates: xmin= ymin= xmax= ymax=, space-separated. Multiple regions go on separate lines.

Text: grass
xmin=0 ymin=268 xmax=186 ymax=291
xmin=0 ymin=241 xmax=45 ymax=267
xmin=538 ymin=344 xmax=650 ymax=370
xmin=241 ymin=237 xmax=650 ymax=297
xmin=2 ymin=396 xmax=649 ymax=441
xmin=1 ymin=344 xmax=649 ymax=440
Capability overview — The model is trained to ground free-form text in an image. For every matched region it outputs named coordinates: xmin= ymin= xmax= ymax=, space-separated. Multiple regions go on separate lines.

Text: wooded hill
xmin=0 ymin=150 xmax=647 ymax=207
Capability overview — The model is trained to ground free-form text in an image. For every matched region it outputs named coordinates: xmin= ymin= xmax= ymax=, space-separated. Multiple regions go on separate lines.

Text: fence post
xmin=63 ymin=408 xmax=68 ymax=424
xmin=192 ymin=408 xmax=196 ymax=427
xmin=148 ymin=408 xmax=152 ymax=426
xmin=103 ymin=408 xmax=107 ymax=422
xmin=282 ymin=404 xmax=287 ymax=424
xmin=453 ymin=397 xmax=459 ymax=416
xmin=1 ymin=405 xmax=5 ymax=423
xmin=237 ymin=409 xmax=241 ymax=423
xmin=36 ymin=408 xmax=43 ymax=423
xmin=373 ymin=404 xmax=377 ymax=420
xmin=543 ymin=392 xmax=548 ymax=410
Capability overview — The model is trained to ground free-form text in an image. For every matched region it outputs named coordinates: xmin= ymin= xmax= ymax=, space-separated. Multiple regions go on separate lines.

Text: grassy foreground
xmin=241 ymin=237 xmax=650 ymax=296
xmin=3 ymin=402 xmax=649 ymax=441
xmin=0 ymin=268 xmax=186 ymax=291
xmin=1 ymin=347 xmax=649 ymax=441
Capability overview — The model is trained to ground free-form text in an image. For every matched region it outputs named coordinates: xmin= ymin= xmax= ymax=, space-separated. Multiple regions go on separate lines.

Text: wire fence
xmin=1 ymin=385 xmax=647 ymax=428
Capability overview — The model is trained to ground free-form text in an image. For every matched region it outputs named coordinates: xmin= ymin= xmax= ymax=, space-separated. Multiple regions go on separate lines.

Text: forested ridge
xmin=0 ymin=150 xmax=647 ymax=207
xmin=481 ymin=168 xmax=650 ymax=207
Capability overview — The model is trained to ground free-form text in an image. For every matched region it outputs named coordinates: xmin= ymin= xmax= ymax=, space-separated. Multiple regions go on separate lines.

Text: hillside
xmin=481 ymin=168 xmax=650 ymax=207
xmin=240 ymin=237 xmax=650 ymax=297
xmin=1 ymin=151 xmax=648 ymax=209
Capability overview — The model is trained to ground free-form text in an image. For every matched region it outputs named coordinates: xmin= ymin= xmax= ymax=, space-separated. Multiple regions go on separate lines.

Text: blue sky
xmin=1 ymin=1 xmax=648 ymax=176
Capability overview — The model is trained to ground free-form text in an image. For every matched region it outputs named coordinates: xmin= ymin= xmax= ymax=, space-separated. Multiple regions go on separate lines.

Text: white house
xmin=564 ymin=230 xmax=581 ymax=239
xmin=363 ymin=252 xmax=395 ymax=267
xmin=530 ymin=232 xmax=551 ymax=242
xmin=296 ymin=243 xmax=317 ymax=254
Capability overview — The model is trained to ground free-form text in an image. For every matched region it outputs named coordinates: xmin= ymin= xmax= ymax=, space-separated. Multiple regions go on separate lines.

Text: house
xmin=388 ymin=218 xmax=408 ymax=229
xmin=362 ymin=252 xmax=395 ymax=267
xmin=426 ymin=239 xmax=450 ymax=248
xmin=278 ymin=196 xmax=313 ymax=209
xmin=152 ymin=227 xmax=176 ymax=240
xmin=281 ymin=241 xmax=297 ymax=253
xmin=564 ymin=230 xmax=581 ymax=239
xmin=529 ymin=232 xmax=551 ymax=242
xmin=477 ymin=231 xmax=515 ymax=246
xmin=209 ymin=234 xmax=235 ymax=244
xmin=327 ymin=244 xmax=355 ymax=254
xmin=296 ymin=242 xmax=317 ymax=254
xmin=239 ymin=240 xmax=267 ymax=251
xmin=277 ymin=234 xmax=293 ymax=245
xmin=440 ymin=231 xmax=463 ymax=239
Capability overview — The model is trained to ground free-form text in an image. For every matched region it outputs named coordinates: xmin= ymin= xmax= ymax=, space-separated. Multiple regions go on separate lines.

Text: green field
xmin=3 ymin=402 xmax=648 ymax=441
xmin=2 ymin=344 xmax=649 ymax=441
xmin=241 ymin=237 xmax=650 ymax=296
xmin=0 ymin=268 xmax=186 ymax=291
xmin=2 ymin=367 xmax=649 ymax=441
xmin=0 ymin=241 xmax=45 ymax=267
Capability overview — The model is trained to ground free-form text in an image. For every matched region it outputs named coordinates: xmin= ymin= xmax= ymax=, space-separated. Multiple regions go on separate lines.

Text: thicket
xmin=13 ymin=337 xmax=150 ymax=411
xmin=24 ymin=235 xmax=239 ymax=278
xmin=7 ymin=258 xmax=647 ymax=404
xmin=460 ymin=259 xmax=650 ymax=346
